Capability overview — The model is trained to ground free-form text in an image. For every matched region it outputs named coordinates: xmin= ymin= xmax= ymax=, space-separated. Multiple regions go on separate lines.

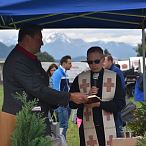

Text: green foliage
xmin=135 ymin=44 xmax=146 ymax=56
xmin=0 ymin=86 xmax=81 ymax=146
xmin=66 ymin=116 xmax=79 ymax=146
xmin=137 ymin=133 xmax=146 ymax=146
xmin=36 ymin=51 xmax=55 ymax=62
xmin=127 ymin=102 xmax=146 ymax=137
xmin=11 ymin=93 xmax=51 ymax=146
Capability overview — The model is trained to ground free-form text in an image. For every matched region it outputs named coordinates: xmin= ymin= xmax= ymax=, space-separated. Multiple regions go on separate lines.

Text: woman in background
xmin=47 ymin=63 xmax=58 ymax=88
xmin=47 ymin=63 xmax=58 ymax=122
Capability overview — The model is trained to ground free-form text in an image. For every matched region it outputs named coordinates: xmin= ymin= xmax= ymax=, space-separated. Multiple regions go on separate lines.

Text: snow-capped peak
xmin=45 ymin=32 xmax=71 ymax=43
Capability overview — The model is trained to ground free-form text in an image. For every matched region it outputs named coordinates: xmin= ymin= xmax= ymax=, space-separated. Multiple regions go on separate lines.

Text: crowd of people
xmin=0 ymin=23 xmax=145 ymax=146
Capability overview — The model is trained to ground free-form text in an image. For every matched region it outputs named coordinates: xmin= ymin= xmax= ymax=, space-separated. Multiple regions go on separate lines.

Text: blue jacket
xmin=134 ymin=73 xmax=145 ymax=102
xmin=134 ymin=80 xmax=144 ymax=101
xmin=110 ymin=64 xmax=125 ymax=91
xmin=52 ymin=66 xmax=70 ymax=92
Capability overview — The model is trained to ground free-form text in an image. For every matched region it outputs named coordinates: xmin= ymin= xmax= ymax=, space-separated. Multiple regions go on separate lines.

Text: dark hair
xmin=115 ymin=64 xmax=121 ymax=69
xmin=87 ymin=46 xmax=103 ymax=57
xmin=18 ymin=24 xmax=42 ymax=42
xmin=60 ymin=55 xmax=71 ymax=65
xmin=105 ymin=55 xmax=113 ymax=62
xmin=47 ymin=63 xmax=58 ymax=77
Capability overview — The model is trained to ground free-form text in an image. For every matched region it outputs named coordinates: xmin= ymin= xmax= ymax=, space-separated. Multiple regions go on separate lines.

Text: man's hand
xmin=70 ymin=92 xmax=88 ymax=104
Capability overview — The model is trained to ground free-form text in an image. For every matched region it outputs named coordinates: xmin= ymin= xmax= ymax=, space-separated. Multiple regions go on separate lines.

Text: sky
xmin=0 ymin=29 xmax=142 ymax=47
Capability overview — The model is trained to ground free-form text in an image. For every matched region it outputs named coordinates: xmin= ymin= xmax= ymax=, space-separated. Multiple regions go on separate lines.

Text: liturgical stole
xmin=78 ymin=69 xmax=117 ymax=146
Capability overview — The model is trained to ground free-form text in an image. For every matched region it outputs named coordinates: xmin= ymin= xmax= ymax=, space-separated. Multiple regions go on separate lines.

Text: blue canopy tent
xmin=0 ymin=0 xmax=146 ymax=101
xmin=0 ymin=0 xmax=146 ymax=29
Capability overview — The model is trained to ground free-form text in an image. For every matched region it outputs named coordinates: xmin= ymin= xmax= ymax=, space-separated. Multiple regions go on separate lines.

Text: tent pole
xmin=142 ymin=28 xmax=146 ymax=101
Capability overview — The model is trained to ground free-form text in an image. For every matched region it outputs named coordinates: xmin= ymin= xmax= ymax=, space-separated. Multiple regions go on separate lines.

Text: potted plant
xmin=11 ymin=93 xmax=51 ymax=146
xmin=127 ymin=102 xmax=146 ymax=137
xmin=137 ymin=133 xmax=146 ymax=146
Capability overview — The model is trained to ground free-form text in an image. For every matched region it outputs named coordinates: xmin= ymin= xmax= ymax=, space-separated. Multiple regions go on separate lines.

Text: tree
xmin=127 ymin=102 xmax=146 ymax=137
xmin=135 ymin=37 xmax=146 ymax=56
xmin=36 ymin=51 xmax=55 ymax=62
xmin=136 ymin=44 xmax=142 ymax=56
xmin=11 ymin=93 xmax=52 ymax=146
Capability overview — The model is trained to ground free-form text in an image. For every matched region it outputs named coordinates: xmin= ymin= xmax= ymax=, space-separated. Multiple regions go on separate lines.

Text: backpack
xmin=121 ymin=101 xmax=136 ymax=123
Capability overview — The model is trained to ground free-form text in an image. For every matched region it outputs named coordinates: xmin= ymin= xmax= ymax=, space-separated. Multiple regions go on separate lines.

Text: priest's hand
xmin=70 ymin=92 xmax=88 ymax=104
xmin=89 ymin=86 xmax=99 ymax=95
xmin=85 ymin=102 xmax=101 ymax=108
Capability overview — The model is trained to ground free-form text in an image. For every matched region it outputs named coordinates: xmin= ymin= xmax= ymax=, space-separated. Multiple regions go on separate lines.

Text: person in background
xmin=47 ymin=63 xmax=58 ymax=88
xmin=134 ymin=72 xmax=145 ymax=102
xmin=47 ymin=63 xmax=58 ymax=78
xmin=115 ymin=63 xmax=121 ymax=69
xmin=70 ymin=46 xmax=125 ymax=146
xmin=46 ymin=63 xmax=58 ymax=122
xmin=103 ymin=55 xmax=126 ymax=137
xmin=1 ymin=24 xmax=88 ymax=139
xmin=103 ymin=55 xmax=125 ymax=89
xmin=51 ymin=55 xmax=72 ymax=138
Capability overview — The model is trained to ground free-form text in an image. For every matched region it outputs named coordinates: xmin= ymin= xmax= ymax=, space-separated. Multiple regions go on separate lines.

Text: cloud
xmin=43 ymin=29 xmax=141 ymax=46
xmin=0 ymin=30 xmax=18 ymax=46
xmin=0 ymin=29 xmax=142 ymax=46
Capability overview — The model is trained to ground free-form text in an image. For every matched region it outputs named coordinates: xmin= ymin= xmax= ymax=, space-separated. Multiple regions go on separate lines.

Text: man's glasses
xmin=87 ymin=59 xmax=101 ymax=64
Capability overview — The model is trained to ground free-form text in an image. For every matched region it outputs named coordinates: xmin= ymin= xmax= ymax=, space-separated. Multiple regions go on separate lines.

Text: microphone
xmin=93 ymin=73 xmax=99 ymax=87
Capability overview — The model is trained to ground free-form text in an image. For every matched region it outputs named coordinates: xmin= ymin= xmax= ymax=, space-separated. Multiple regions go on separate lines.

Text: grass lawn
xmin=66 ymin=116 xmax=80 ymax=146
xmin=0 ymin=84 xmax=3 ymax=111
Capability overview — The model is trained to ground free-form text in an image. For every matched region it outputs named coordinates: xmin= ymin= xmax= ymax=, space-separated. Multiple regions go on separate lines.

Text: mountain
xmin=0 ymin=42 xmax=13 ymax=60
xmin=42 ymin=32 xmax=137 ymax=61
xmin=42 ymin=33 xmax=88 ymax=61
xmin=0 ymin=32 xmax=137 ymax=61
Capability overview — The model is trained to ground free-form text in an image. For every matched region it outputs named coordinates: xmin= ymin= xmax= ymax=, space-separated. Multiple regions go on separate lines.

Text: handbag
xmin=48 ymin=111 xmax=68 ymax=146
xmin=121 ymin=101 xmax=136 ymax=123
xmin=49 ymin=134 xmax=67 ymax=146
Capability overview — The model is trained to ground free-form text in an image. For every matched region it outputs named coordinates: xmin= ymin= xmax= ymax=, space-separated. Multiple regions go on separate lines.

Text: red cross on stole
xmin=107 ymin=135 xmax=113 ymax=146
xmin=103 ymin=111 xmax=112 ymax=121
xmin=87 ymin=135 xmax=97 ymax=146
xmin=80 ymin=79 xmax=90 ymax=93
xmin=104 ymin=78 xmax=114 ymax=92
xmin=84 ymin=107 xmax=91 ymax=121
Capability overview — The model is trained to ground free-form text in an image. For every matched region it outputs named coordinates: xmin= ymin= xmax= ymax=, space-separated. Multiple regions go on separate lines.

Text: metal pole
xmin=142 ymin=28 xmax=146 ymax=101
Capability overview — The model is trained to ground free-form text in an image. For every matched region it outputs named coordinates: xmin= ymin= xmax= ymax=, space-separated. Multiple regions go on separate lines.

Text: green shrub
xmin=11 ymin=93 xmax=51 ymax=146
xmin=137 ymin=133 xmax=146 ymax=146
xmin=127 ymin=102 xmax=146 ymax=137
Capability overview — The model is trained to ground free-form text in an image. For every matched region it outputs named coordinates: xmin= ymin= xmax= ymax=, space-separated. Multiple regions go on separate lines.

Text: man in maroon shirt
xmin=1 ymin=24 xmax=88 ymax=138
